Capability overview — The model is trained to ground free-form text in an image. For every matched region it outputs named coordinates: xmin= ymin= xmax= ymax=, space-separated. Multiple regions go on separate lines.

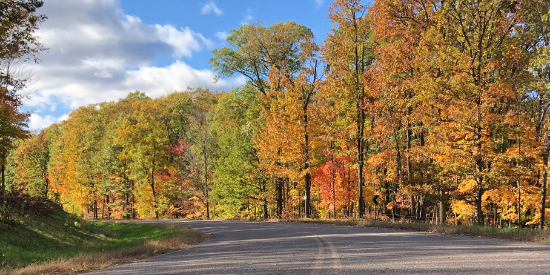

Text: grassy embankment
xmin=0 ymin=192 xmax=206 ymax=275
xmin=287 ymin=218 xmax=550 ymax=243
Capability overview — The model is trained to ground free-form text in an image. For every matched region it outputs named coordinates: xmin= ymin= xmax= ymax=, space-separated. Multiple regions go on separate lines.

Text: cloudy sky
xmin=23 ymin=0 xmax=348 ymax=130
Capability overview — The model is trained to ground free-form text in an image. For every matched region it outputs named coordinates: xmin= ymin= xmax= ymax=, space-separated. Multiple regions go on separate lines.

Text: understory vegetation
xmin=289 ymin=218 xmax=550 ymax=243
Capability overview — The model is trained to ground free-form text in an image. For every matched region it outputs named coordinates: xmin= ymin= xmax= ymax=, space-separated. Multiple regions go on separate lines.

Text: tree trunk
xmin=124 ymin=193 xmax=128 ymax=219
xmin=393 ymin=128 xmax=402 ymax=221
xmin=132 ymin=180 xmax=135 ymax=219
xmin=263 ymin=198 xmax=268 ymax=219
xmin=303 ymin=112 xmax=311 ymax=218
xmin=204 ymin=150 xmax=210 ymax=219
xmin=352 ymin=3 xmax=366 ymax=219
xmin=474 ymin=123 xmax=484 ymax=225
xmin=305 ymin=173 xmax=311 ymax=218
xmin=96 ymin=198 xmax=100 ymax=219
xmin=474 ymin=182 xmax=484 ymax=225
xmin=300 ymin=185 xmax=304 ymax=217
xmin=1 ymin=164 xmax=4 ymax=195
xmin=357 ymin=109 xmax=365 ymax=217
xmin=517 ymin=116 xmax=522 ymax=228
xmin=151 ymin=162 xmax=158 ymax=219
xmin=418 ymin=195 xmax=424 ymax=220
xmin=540 ymin=139 xmax=549 ymax=229
xmin=124 ymin=167 xmax=130 ymax=219
xmin=106 ymin=194 xmax=111 ymax=218
xmin=275 ymin=148 xmax=284 ymax=219
xmin=260 ymin=178 xmax=269 ymax=219
xmin=331 ymin=142 xmax=337 ymax=218
xmin=411 ymin=195 xmax=416 ymax=221
xmin=517 ymin=180 xmax=521 ymax=228
xmin=439 ymin=189 xmax=445 ymax=224
xmin=276 ymin=177 xmax=283 ymax=218
xmin=43 ymin=172 xmax=49 ymax=198
xmin=406 ymin=106 xmax=415 ymax=221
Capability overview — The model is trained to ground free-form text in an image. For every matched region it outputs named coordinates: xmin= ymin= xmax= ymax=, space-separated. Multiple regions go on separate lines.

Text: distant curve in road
xmin=86 ymin=220 xmax=550 ymax=275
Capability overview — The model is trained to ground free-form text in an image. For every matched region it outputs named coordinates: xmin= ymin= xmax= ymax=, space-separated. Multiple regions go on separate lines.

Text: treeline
xmin=6 ymin=0 xmax=550 ymax=228
xmin=6 ymin=90 xmax=221 ymax=219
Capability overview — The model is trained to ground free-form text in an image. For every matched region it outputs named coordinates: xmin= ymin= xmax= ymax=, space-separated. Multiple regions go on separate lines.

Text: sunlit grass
xmin=0 ymin=210 xmax=206 ymax=275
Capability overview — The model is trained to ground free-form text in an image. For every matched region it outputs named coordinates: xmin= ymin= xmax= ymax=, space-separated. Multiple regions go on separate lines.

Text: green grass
xmin=0 ymin=192 xmax=206 ymax=274
xmin=0 ymin=210 xmax=182 ymax=270
xmin=85 ymin=222 xmax=182 ymax=251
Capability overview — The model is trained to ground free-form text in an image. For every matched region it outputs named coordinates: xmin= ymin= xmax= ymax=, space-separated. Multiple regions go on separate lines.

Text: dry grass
xmin=286 ymin=218 xmax=550 ymax=243
xmin=1 ymin=227 xmax=207 ymax=275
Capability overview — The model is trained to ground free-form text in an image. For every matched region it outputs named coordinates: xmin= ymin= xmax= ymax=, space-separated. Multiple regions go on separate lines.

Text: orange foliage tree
xmin=322 ymin=0 xmax=375 ymax=217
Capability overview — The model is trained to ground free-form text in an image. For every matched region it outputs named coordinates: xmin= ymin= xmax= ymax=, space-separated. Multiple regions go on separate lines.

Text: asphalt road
xmin=87 ymin=220 xmax=550 ymax=275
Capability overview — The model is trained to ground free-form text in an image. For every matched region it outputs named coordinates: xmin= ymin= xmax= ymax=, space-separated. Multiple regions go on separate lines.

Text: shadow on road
xmin=87 ymin=220 xmax=550 ymax=275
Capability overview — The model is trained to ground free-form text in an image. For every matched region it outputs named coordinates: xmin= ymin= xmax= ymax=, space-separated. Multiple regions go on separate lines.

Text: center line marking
xmin=321 ymin=236 xmax=342 ymax=275
xmin=310 ymin=237 xmax=325 ymax=275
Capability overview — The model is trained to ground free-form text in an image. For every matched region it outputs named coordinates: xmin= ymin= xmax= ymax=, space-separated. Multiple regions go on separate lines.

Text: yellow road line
xmin=310 ymin=236 xmax=342 ymax=275
xmin=310 ymin=237 xmax=325 ymax=275
xmin=321 ymin=236 xmax=342 ymax=275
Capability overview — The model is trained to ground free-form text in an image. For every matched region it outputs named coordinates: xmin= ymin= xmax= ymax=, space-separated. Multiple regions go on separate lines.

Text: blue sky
xmin=23 ymin=0 xmax=368 ymax=130
xmin=120 ymin=0 xmax=334 ymax=69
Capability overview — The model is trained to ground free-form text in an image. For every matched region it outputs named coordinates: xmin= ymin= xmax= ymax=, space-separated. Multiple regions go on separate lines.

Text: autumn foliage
xmin=6 ymin=0 xmax=550 ymax=228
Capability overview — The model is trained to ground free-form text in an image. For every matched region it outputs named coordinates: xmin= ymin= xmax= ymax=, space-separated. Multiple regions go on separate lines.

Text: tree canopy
xmin=7 ymin=0 xmax=550 ymax=229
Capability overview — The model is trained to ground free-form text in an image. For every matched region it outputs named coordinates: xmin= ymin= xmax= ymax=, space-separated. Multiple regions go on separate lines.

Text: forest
xmin=3 ymin=0 xmax=550 ymax=229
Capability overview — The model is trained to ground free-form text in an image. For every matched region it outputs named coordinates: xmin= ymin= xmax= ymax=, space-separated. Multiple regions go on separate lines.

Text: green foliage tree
xmin=210 ymin=21 xmax=315 ymax=95
xmin=212 ymin=86 xmax=267 ymax=218
xmin=322 ymin=0 xmax=374 ymax=217
xmin=211 ymin=21 xmax=320 ymax=218
xmin=520 ymin=0 xmax=550 ymax=228
xmin=10 ymin=129 xmax=50 ymax=197
xmin=186 ymin=88 xmax=219 ymax=219
xmin=115 ymin=96 xmax=172 ymax=219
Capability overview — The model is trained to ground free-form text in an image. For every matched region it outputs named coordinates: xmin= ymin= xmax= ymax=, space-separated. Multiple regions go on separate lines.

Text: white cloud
xmin=25 ymin=61 xmax=244 ymax=110
xmin=36 ymin=1 xmax=207 ymax=67
xmin=28 ymin=113 xmax=68 ymax=131
xmin=201 ymin=1 xmax=223 ymax=16
xmin=155 ymin=25 xmax=202 ymax=58
xmin=311 ymin=0 xmax=325 ymax=7
xmin=125 ymin=61 xmax=244 ymax=98
xmin=241 ymin=14 xmax=253 ymax=25
xmin=22 ymin=0 xmax=241 ymax=130
xmin=215 ymin=31 xmax=229 ymax=40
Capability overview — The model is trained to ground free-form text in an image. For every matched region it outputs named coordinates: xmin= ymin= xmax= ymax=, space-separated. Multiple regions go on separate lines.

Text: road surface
xmin=87 ymin=220 xmax=550 ymax=274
